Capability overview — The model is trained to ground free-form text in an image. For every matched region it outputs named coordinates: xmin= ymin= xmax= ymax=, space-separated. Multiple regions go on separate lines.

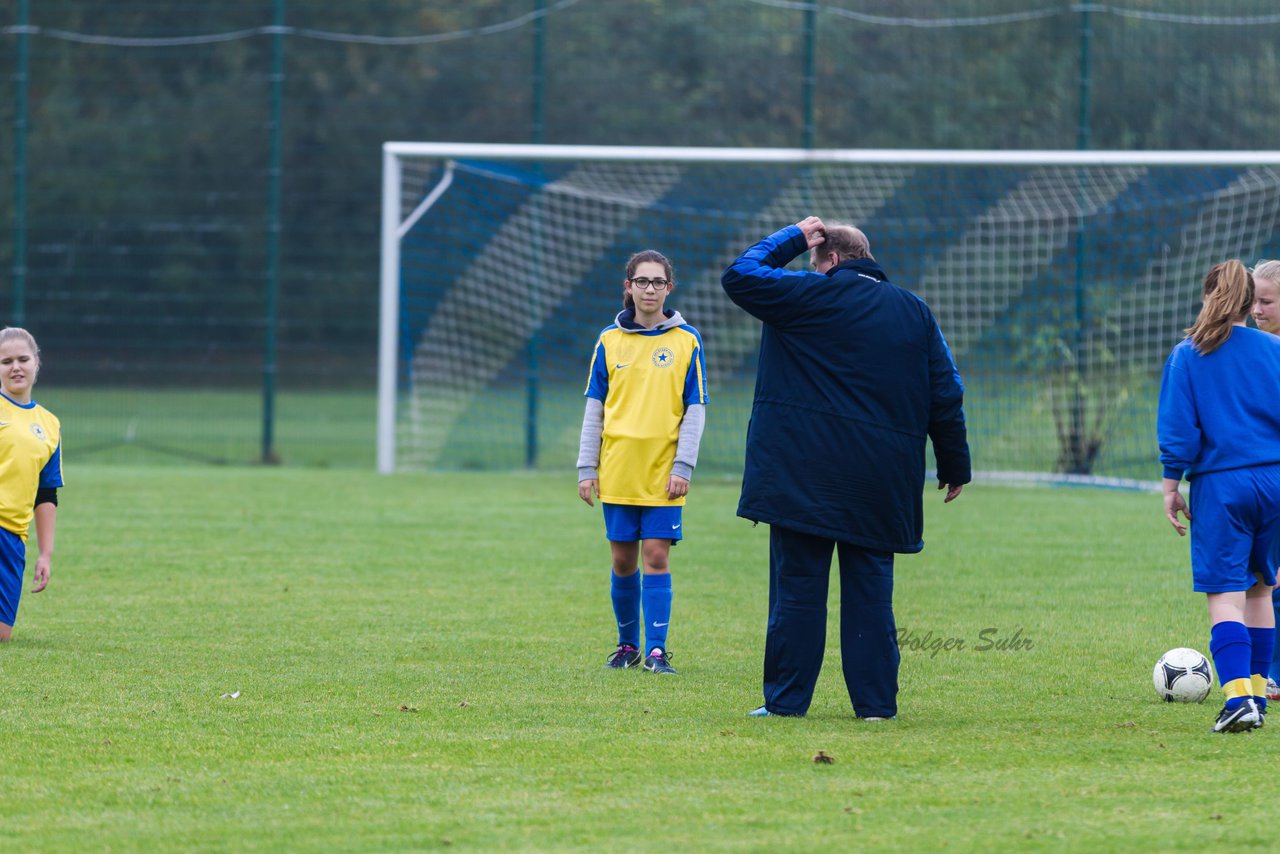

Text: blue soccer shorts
xmin=1188 ymin=464 xmax=1280 ymax=593
xmin=0 ymin=526 xmax=26 ymax=626
xmin=602 ymin=502 xmax=683 ymax=543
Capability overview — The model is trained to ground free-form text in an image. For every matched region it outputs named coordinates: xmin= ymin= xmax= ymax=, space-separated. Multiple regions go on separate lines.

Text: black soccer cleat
xmin=643 ymin=647 xmax=678 ymax=675
xmin=605 ymin=643 xmax=642 ymax=669
xmin=1211 ymin=698 xmax=1260 ymax=733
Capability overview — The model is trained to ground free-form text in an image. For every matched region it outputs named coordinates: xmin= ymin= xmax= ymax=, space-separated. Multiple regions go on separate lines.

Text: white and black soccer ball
xmin=1153 ymin=647 xmax=1213 ymax=703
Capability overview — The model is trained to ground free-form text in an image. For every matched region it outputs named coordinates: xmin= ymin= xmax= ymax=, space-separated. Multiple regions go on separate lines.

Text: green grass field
xmin=0 ymin=467 xmax=1266 ymax=851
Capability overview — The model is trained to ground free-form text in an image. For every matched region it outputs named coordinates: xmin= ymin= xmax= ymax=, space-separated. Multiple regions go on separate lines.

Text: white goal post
xmin=379 ymin=143 xmax=1280 ymax=481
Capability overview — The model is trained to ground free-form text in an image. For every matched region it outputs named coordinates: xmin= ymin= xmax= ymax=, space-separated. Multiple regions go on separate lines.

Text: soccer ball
xmin=1152 ymin=647 xmax=1213 ymax=703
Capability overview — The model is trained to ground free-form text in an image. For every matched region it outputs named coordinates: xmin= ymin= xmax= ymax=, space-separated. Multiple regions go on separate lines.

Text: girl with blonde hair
xmin=0 ymin=328 xmax=63 ymax=641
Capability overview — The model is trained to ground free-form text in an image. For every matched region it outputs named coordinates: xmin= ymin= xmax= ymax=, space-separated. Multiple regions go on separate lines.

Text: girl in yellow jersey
xmin=0 ymin=328 xmax=62 ymax=641
xmin=577 ymin=250 xmax=707 ymax=674
xmin=1251 ymin=260 xmax=1280 ymax=700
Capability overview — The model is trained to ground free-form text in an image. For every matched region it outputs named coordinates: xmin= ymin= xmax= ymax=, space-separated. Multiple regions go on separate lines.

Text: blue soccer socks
xmin=642 ymin=572 xmax=673 ymax=654
xmin=611 ymin=570 xmax=675 ymax=665
xmin=1211 ymin=620 xmax=1253 ymax=710
xmin=611 ymin=570 xmax=641 ymax=649
xmin=1249 ymin=626 xmax=1275 ymax=712
xmin=1271 ymin=599 xmax=1280 ymax=682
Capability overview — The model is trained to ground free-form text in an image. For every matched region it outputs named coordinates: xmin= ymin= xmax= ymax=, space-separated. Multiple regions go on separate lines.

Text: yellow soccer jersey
xmin=0 ymin=395 xmax=63 ymax=541
xmin=584 ymin=315 xmax=707 ymax=506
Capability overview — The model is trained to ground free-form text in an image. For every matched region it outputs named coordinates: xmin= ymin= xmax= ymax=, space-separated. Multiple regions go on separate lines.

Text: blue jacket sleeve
xmin=1157 ymin=348 xmax=1198 ymax=481
xmin=721 ymin=225 xmax=817 ymax=327
xmin=926 ymin=315 xmax=971 ymax=485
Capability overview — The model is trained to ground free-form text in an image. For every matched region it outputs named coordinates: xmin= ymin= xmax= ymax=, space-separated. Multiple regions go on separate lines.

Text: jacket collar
xmin=829 ymin=258 xmax=887 ymax=282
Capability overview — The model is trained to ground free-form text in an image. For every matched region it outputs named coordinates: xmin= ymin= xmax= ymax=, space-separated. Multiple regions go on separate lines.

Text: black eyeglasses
xmin=629 ymin=277 xmax=670 ymax=291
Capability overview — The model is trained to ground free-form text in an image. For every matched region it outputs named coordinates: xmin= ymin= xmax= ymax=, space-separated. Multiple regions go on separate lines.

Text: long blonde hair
xmin=1186 ymin=260 xmax=1252 ymax=354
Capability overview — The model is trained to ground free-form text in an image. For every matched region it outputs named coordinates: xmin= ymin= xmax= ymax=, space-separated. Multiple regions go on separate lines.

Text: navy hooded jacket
xmin=721 ymin=224 xmax=971 ymax=553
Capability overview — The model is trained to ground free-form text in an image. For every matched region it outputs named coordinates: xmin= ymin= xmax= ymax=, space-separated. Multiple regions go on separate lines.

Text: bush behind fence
xmin=3 ymin=0 xmax=1279 ymax=468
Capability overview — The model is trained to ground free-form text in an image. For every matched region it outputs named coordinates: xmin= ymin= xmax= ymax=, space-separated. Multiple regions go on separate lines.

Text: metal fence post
xmin=262 ymin=0 xmax=285 ymax=463
xmin=12 ymin=0 xmax=31 ymax=326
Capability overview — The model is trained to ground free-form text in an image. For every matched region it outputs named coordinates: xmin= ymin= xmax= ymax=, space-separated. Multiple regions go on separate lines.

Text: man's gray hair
xmin=822 ymin=222 xmax=873 ymax=262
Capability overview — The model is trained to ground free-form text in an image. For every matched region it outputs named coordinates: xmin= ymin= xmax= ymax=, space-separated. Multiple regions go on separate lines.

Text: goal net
xmin=379 ymin=144 xmax=1280 ymax=485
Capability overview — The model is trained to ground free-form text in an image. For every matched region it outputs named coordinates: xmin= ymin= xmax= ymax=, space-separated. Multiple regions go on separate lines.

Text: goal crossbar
xmin=383 ymin=142 xmax=1280 ymax=167
xmin=379 ymin=143 xmax=1280 ymax=479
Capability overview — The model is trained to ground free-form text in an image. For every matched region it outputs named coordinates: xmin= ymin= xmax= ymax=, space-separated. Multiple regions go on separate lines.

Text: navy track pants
xmin=762 ymin=525 xmax=899 ymax=718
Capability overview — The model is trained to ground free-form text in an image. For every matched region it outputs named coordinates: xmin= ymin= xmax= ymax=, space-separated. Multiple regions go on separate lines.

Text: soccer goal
xmin=379 ymin=143 xmax=1280 ymax=484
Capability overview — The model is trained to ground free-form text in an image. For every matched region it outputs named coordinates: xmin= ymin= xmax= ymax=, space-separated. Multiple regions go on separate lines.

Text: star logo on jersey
xmin=29 ymin=423 xmax=45 ymax=440
xmin=651 ymin=347 xmax=675 ymax=368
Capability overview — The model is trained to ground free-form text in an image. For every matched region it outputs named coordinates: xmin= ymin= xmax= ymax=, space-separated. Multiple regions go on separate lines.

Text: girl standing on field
xmin=1249 ymin=259 xmax=1280 ymax=701
xmin=577 ymin=250 xmax=707 ymax=675
xmin=0 ymin=328 xmax=63 ymax=641
xmin=1159 ymin=260 xmax=1280 ymax=732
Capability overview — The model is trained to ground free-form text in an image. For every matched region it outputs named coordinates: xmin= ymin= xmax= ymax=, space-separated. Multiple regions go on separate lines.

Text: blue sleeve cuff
xmin=1162 ymin=466 xmax=1184 ymax=481
xmin=781 ymin=224 xmax=808 ymax=250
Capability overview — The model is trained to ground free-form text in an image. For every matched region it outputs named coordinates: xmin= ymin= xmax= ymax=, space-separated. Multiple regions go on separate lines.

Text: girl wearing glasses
xmin=577 ymin=250 xmax=708 ymax=675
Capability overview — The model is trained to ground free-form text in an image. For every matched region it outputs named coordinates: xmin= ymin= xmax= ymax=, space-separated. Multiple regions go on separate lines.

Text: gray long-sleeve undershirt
xmin=576 ymin=398 xmax=705 ymax=482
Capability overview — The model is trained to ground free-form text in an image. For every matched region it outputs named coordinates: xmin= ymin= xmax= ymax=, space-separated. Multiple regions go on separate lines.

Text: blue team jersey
xmin=585 ymin=315 xmax=707 ymax=506
xmin=0 ymin=393 xmax=62 ymax=541
xmin=1158 ymin=328 xmax=1280 ymax=481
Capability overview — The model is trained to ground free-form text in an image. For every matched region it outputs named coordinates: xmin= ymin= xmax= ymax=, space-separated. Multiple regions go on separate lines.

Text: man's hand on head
xmin=796 ymin=216 xmax=826 ymax=248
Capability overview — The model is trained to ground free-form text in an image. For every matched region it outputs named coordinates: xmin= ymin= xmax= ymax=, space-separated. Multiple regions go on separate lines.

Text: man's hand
xmin=578 ymin=479 xmax=598 ymax=507
xmin=938 ymin=481 xmax=964 ymax=503
xmin=795 ymin=215 xmax=826 ymax=248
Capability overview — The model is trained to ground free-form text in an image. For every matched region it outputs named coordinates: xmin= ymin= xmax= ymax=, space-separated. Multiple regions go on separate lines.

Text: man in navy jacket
xmin=722 ymin=216 xmax=971 ymax=719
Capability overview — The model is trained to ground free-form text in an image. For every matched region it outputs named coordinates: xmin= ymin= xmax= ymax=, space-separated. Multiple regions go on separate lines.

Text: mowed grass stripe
xmin=0 ymin=468 xmax=1262 ymax=851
